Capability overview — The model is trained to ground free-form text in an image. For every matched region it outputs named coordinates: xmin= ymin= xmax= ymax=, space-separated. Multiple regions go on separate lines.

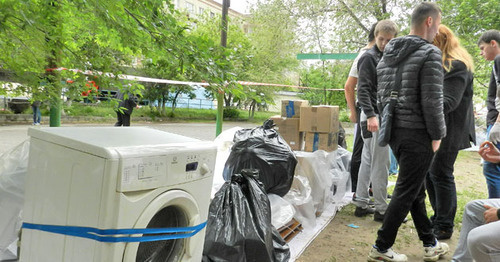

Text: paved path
xmin=0 ymin=121 xmax=259 ymax=156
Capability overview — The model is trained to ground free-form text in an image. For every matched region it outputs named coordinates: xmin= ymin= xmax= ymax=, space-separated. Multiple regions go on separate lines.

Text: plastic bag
xmin=268 ymin=194 xmax=295 ymax=230
xmin=223 ymin=120 xmax=297 ymax=197
xmin=212 ymin=127 xmax=243 ymax=198
xmin=203 ymin=169 xmax=290 ymax=262
xmin=283 ymin=176 xmax=316 ymax=229
xmin=0 ymin=140 xmax=30 ymax=260
xmin=294 ymin=151 xmax=332 ymax=215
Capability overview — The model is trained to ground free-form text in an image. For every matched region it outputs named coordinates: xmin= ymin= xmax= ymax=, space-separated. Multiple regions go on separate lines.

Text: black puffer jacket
xmin=377 ymin=35 xmax=446 ymax=140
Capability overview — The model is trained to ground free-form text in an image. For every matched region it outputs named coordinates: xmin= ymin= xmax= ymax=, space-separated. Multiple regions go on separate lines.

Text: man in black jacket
xmin=367 ymin=3 xmax=448 ymax=262
xmin=114 ymin=91 xmax=138 ymax=127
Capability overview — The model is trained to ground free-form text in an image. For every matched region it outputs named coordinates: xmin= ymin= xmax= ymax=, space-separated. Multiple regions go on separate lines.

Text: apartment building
xmin=173 ymin=0 xmax=251 ymax=34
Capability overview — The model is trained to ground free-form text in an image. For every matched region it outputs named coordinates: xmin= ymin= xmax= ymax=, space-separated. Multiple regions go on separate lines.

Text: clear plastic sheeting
xmin=330 ymin=147 xmax=352 ymax=204
xmin=268 ymin=194 xmax=295 ymax=230
xmin=212 ymin=127 xmax=243 ymax=198
xmin=0 ymin=140 xmax=30 ymax=261
xmin=283 ymin=176 xmax=316 ymax=229
xmin=294 ymin=150 xmax=333 ymax=215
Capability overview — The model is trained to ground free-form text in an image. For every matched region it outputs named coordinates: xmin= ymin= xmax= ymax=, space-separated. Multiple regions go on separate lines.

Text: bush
xmin=223 ymin=108 xmax=240 ymax=119
xmin=0 ymin=108 xmax=14 ymax=114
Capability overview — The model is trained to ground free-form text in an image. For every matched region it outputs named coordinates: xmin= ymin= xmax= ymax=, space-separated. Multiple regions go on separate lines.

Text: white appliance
xmin=20 ymin=127 xmax=216 ymax=262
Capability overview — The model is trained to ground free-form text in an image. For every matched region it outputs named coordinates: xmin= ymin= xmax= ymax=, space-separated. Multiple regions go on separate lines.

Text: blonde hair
xmin=433 ymin=24 xmax=474 ymax=72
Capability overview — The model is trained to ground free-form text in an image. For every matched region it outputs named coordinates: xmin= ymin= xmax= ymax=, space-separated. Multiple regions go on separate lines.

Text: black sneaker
xmin=434 ymin=229 xmax=453 ymax=240
xmin=354 ymin=206 xmax=375 ymax=217
xmin=374 ymin=211 xmax=384 ymax=222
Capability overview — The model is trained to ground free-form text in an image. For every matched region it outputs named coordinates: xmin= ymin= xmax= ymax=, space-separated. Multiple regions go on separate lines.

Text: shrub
xmin=223 ymin=108 xmax=240 ymax=119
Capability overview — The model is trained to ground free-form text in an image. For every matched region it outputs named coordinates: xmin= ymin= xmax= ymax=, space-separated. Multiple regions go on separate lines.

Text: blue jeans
xmin=32 ymin=105 xmax=41 ymax=124
xmin=484 ymin=125 xmax=500 ymax=198
xmin=389 ymin=148 xmax=398 ymax=174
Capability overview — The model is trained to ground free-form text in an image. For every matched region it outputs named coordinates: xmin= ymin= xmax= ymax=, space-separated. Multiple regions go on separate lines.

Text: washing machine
xmin=20 ymin=126 xmax=217 ymax=262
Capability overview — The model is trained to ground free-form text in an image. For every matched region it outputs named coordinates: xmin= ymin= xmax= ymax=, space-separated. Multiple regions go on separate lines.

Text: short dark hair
xmin=478 ymin=30 xmax=500 ymax=45
xmin=411 ymin=2 xmax=441 ymax=27
xmin=368 ymin=22 xmax=378 ymax=43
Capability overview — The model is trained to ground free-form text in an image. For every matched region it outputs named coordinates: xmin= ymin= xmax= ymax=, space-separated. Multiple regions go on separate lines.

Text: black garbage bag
xmin=223 ymin=120 xmax=297 ymax=197
xmin=202 ymin=169 xmax=290 ymax=262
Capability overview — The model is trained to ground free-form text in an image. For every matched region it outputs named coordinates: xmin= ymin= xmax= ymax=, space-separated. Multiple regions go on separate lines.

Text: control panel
xmin=118 ymin=147 xmax=216 ymax=192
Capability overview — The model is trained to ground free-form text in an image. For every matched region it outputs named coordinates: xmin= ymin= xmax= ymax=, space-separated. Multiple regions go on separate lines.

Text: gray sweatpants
xmin=452 ymin=199 xmax=500 ymax=261
xmin=353 ymin=112 xmax=389 ymax=214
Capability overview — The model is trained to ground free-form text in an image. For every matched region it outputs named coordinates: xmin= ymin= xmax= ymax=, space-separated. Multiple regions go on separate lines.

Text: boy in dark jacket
xmin=353 ymin=19 xmax=398 ymax=222
xmin=479 ymin=29 xmax=500 ymax=198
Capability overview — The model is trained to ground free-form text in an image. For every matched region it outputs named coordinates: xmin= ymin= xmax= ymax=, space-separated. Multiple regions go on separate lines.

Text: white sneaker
xmin=423 ymin=241 xmax=449 ymax=261
xmin=368 ymin=246 xmax=408 ymax=262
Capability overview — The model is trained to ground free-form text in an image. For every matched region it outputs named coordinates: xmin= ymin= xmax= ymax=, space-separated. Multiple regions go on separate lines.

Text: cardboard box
xmin=299 ymin=105 xmax=339 ymax=133
xmin=281 ymin=100 xmax=309 ymax=118
xmin=304 ymin=132 xmax=338 ymax=152
xmin=270 ymin=115 xmax=304 ymax=151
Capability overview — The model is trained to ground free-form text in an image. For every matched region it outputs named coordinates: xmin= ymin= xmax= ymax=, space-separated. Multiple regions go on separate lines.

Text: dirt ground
xmin=296 ymin=150 xmax=487 ymax=262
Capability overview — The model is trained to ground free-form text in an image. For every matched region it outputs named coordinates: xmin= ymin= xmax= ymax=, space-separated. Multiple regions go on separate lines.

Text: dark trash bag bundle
xmin=223 ymin=120 xmax=297 ymax=197
xmin=203 ymin=169 xmax=290 ymax=262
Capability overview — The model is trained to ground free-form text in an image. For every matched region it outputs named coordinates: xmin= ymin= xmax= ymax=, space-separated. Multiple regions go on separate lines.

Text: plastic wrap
xmin=329 ymin=147 xmax=352 ymax=203
xmin=223 ymin=120 xmax=297 ymax=197
xmin=294 ymin=150 xmax=332 ymax=215
xmin=268 ymin=194 xmax=295 ymax=230
xmin=283 ymin=175 xmax=316 ymax=229
xmin=212 ymin=127 xmax=243 ymax=198
xmin=203 ymin=169 xmax=290 ymax=262
xmin=0 ymin=140 xmax=30 ymax=260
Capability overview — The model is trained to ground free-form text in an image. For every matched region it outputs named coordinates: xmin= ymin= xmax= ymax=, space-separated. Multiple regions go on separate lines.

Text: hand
xmin=367 ymin=116 xmax=379 ymax=132
xmin=431 ymin=140 xmax=441 ymax=152
xmin=479 ymin=141 xmax=500 ymax=163
xmin=483 ymin=205 xmax=499 ymax=223
xmin=489 ymin=122 xmax=500 ymax=143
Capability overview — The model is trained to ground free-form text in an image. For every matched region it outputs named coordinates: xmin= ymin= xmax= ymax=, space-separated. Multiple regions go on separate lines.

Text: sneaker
xmin=374 ymin=211 xmax=384 ymax=222
xmin=433 ymin=229 xmax=453 ymax=240
xmin=355 ymin=206 xmax=375 ymax=217
xmin=368 ymin=246 xmax=407 ymax=262
xmin=423 ymin=241 xmax=449 ymax=261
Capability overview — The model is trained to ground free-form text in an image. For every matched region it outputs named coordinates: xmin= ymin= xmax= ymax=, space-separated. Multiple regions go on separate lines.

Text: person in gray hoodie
xmin=367 ymin=2 xmax=448 ymax=262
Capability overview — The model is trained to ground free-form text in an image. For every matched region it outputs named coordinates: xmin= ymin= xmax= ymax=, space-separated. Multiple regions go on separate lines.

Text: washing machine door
xmin=123 ymin=190 xmax=202 ymax=262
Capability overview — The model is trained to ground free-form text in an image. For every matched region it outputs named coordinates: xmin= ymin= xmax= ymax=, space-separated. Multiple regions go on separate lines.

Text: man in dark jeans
xmin=115 ymin=91 xmax=138 ymax=127
xmin=367 ymin=3 xmax=448 ymax=262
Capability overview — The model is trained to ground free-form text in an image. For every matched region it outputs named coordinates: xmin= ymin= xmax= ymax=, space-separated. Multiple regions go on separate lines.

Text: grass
xmin=21 ymin=101 xmax=279 ymax=123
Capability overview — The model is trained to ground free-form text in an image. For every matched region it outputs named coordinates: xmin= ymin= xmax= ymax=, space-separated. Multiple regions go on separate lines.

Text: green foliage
xmin=437 ymin=0 xmax=500 ymax=101
xmin=298 ymin=61 xmax=350 ymax=107
xmin=223 ymin=108 xmax=240 ymax=119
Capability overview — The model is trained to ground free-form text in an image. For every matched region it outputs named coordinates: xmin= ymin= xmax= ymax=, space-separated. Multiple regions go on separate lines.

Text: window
xmin=185 ymin=2 xmax=194 ymax=14
xmin=199 ymin=7 xmax=205 ymax=14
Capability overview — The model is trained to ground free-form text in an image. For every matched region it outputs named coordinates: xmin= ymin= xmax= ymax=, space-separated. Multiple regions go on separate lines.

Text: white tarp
xmin=0 ymin=140 xmax=29 ymax=261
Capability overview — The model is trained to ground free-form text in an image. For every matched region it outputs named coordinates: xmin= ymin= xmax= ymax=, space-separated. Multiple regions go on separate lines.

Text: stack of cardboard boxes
xmin=270 ymin=100 xmax=339 ymax=152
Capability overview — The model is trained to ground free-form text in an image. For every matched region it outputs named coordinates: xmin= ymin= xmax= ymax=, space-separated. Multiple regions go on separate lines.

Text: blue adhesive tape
xmin=22 ymin=221 xmax=207 ymax=243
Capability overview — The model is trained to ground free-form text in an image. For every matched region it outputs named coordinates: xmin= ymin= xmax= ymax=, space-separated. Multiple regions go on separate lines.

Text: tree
xmin=299 ymin=61 xmax=350 ymax=107
xmin=437 ymin=0 xmax=500 ymax=101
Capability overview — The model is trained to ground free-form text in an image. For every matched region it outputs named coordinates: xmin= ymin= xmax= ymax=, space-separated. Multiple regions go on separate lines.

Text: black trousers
xmin=115 ymin=112 xmax=131 ymax=126
xmin=350 ymin=105 xmax=364 ymax=192
xmin=426 ymin=149 xmax=459 ymax=231
xmin=375 ymin=128 xmax=436 ymax=250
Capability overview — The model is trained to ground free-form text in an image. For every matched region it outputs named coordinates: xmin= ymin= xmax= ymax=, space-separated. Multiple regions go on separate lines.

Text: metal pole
xmin=216 ymin=0 xmax=230 ymax=137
